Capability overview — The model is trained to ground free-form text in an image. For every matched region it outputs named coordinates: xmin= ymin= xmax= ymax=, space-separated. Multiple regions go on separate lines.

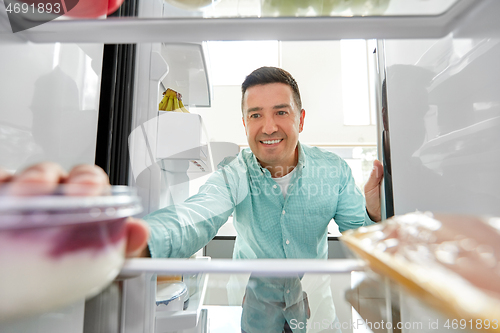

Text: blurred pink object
xmin=63 ymin=0 xmax=125 ymax=18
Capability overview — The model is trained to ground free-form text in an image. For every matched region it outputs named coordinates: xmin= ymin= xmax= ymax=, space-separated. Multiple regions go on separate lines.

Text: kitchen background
xmin=189 ymin=40 xmax=378 ymax=195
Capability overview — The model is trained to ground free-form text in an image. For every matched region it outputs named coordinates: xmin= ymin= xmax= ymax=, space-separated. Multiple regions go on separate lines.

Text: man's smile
xmin=260 ymin=139 xmax=283 ymax=146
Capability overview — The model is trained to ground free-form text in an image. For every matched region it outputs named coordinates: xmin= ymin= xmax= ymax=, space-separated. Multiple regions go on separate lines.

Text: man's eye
xmin=277 ymin=111 xmax=287 ymax=115
xmin=249 ymin=114 xmax=260 ymax=118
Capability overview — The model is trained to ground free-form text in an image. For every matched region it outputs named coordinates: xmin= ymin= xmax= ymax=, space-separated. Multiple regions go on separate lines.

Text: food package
xmin=164 ymin=0 xmax=212 ymax=11
xmin=341 ymin=212 xmax=500 ymax=331
xmin=260 ymin=0 xmax=390 ymax=17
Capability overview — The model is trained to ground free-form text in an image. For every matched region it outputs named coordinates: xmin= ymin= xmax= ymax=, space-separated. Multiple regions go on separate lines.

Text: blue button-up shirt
xmin=145 ymin=143 xmax=374 ymax=260
xmin=145 ymin=143 xmax=375 ymax=332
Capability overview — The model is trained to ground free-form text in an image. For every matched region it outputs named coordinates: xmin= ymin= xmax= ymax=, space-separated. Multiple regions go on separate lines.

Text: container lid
xmin=0 ymin=185 xmax=142 ymax=230
xmin=156 ymin=281 xmax=189 ymax=308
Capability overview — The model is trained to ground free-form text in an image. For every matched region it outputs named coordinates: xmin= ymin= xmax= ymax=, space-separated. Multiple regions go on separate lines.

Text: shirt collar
xmin=246 ymin=141 xmax=307 ymax=178
xmin=296 ymin=141 xmax=306 ymax=170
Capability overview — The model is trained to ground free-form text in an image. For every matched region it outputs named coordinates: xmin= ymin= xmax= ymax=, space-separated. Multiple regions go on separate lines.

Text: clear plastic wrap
xmin=342 ymin=212 xmax=500 ymax=331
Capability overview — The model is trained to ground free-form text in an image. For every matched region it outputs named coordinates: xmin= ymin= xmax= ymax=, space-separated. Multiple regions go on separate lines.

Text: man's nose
xmin=262 ymin=116 xmax=278 ymax=135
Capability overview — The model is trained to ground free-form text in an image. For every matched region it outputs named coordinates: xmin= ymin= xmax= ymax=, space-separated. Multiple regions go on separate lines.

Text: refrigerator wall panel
xmin=0 ymin=42 xmax=103 ymax=172
xmin=384 ymin=36 xmax=500 ymax=216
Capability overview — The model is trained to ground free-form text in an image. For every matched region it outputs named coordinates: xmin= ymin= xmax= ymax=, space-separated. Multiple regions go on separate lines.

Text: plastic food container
xmin=0 ymin=185 xmax=142 ymax=322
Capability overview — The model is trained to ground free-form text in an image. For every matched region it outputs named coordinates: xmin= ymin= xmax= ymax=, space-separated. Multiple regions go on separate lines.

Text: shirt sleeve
xmin=333 ymin=160 xmax=369 ymax=233
xmin=364 ymin=209 xmax=377 ymax=226
xmin=144 ymin=168 xmax=236 ymax=258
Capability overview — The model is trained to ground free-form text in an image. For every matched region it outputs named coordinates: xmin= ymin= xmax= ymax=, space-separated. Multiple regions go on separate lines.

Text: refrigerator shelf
xmin=120 ymin=258 xmax=366 ymax=276
xmin=1 ymin=0 xmax=493 ymax=44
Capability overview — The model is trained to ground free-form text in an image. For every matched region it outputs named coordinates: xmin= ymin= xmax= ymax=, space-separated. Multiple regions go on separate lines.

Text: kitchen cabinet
xmin=205 ymin=237 xmax=350 ymax=260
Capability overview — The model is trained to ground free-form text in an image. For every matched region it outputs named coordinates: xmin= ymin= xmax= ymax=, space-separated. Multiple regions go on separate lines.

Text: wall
xmin=191 ymin=41 xmax=377 ymax=147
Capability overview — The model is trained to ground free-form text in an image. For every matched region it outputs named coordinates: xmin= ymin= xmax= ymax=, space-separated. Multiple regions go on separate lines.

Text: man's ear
xmin=242 ymin=116 xmax=247 ymax=135
xmin=299 ymin=109 xmax=306 ymax=133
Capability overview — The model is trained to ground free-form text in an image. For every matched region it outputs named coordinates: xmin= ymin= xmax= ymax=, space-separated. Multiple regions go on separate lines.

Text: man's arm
xmin=144 ymin=168 xmax=237 ymax=259
xmin=333 ymin=158 xmax=384 ymax=232
xmin=364 ymin=160 xmax=384 ymax=222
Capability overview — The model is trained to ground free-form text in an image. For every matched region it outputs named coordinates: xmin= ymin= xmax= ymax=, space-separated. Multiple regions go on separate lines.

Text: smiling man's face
xmin=242 ymin=82 xmax=305 ymax=176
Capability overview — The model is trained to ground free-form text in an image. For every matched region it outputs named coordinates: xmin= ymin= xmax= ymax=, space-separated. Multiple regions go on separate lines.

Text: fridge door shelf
xmin=155 ymin=273 xmax=208 ymax=332
xmin=156 ymin=112 xmax=212 ymax=174
xmin=159 ymin=148 xmax=210 ymax=173
xmin=160 ymin=43 xmax=211 ymax=108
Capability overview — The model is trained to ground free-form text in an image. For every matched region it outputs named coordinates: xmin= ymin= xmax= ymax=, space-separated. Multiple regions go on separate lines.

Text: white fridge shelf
xmin=1 ymin=0 xmax=494 ymax=44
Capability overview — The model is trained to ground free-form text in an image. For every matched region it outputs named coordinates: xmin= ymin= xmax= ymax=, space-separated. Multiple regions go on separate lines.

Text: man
xmin=144 ymin=66 xmax=382 ymax=260
xmin=143 ymin=67 xmax=383 ymax=332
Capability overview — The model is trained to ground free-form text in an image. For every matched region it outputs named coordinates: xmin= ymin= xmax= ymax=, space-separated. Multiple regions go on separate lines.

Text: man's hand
xmin=123 ymin=217 xmax=150 ymax=258
xmin=7 ymin=162 xmax=109 ymax=196
xmin=1 ymin=162 xmax=149 ymax=258
xmin=364 ymin=160 xmax=384 ymax=222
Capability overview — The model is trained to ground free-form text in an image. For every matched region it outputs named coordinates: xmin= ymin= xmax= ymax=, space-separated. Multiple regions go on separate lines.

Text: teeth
xmin=262 ymin=140 xmax=281 ymax=144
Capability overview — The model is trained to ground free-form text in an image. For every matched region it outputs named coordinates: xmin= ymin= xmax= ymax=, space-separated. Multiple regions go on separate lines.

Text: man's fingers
xmin=9 ymin=162 xmax=68 ymax=196
xmin=64 ymin=165 xmax=110 ymax=196
xmin=5 ymin=163 xmax=110 ymax=196
xmin=364 ymin=160 xmax=384 ymax=222
xmin=365 ymin=159 xmax=384 ymax=193
xmin=124 ymin=217 xmax=150 ymax=258
xmin=374 ymin=159 xmax=383 ymax=174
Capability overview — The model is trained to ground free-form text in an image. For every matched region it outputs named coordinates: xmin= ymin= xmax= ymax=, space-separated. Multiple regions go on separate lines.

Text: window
xmin=206 ymin=41 xmax=279 ymax=86
xmin=340 ymin=39 xmax=377 ymax=126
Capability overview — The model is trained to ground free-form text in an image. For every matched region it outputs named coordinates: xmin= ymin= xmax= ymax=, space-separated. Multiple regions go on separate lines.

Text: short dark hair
xmin=241 ymin=67 xmax=302 ymax=112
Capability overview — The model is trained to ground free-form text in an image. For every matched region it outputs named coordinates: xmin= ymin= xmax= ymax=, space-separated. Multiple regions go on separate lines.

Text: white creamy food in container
xmin=0 ymin=185 xmax=142 ymax=322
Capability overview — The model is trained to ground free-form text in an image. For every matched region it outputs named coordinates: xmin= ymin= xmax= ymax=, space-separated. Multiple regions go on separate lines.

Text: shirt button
xmin=286 ymin=240 xmax=290 ymax=245
xmin=282 ymin=210 xmax=285 ymax=215
xmin=273 ymin=185 xmax=277 ymax=189
xmin=286 ymin=289 xmax=290 ymax=294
